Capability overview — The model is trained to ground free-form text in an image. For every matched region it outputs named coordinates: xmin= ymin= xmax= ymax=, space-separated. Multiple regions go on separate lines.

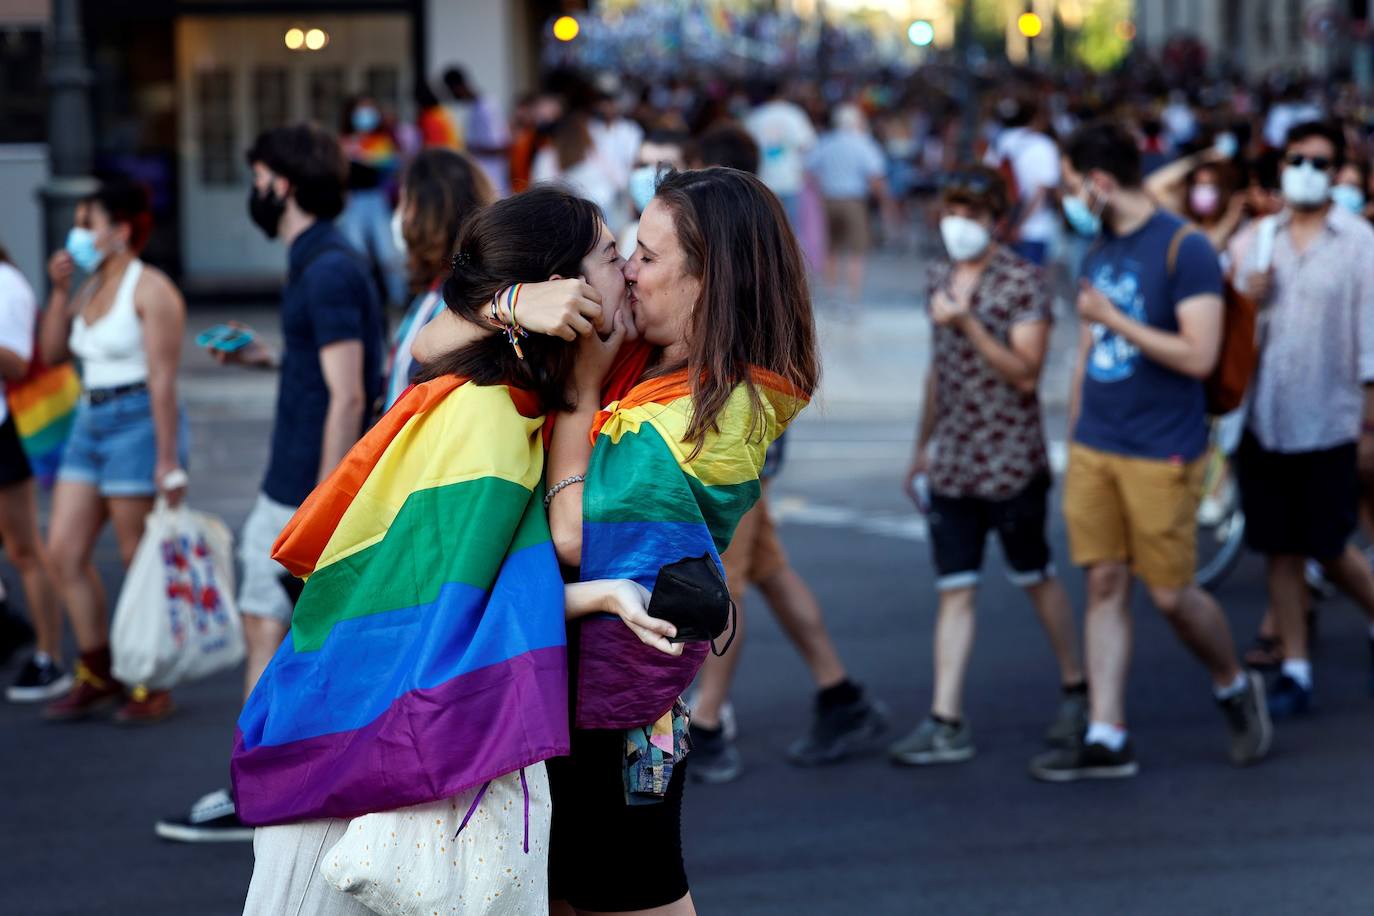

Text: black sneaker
xmin=154 ymin=789 xmax=254 ymax=843
xmin=787 ymin=690 xmax=889 ymax=767
xmin=1029 ymin=740 xmax=1139 ymax=783
xmin=1217 ymin=670 xmax=1272 ymax=766
xmin=0 ymin=605 xmax=35 ymax=667
xmin=687 ymin=723 xmax=741 ymax=784
xmin=6 ymin=655 xmax=73 ymax=703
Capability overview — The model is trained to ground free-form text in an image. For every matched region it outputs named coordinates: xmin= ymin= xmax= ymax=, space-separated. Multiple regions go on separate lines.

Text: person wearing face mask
xmin=617 ymin=130 xmax=687 ymax=259
xmin=338 ymin=95 xmax=406 ymax=307
xmin=1144 ymin=143 xmax=1247 ymax=255
xmin=38 ymin=178 xmax=190 ymax=725
xmin=889 ymin=167 xmax=1086 ymax=767
xmin=1032 ymin=121 xmax=1271 ymax=783
xmin=1331 ymin=158 xmax=1369 ymax=218
xmin=1225 ymin=121 xmax=1374 ymax=718
xmin=155 ymin=123 xmax=383 ymax=843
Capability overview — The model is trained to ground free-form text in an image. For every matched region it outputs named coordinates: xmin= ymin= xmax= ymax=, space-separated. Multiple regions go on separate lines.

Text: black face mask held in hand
xmin=248 ymin=185 xmax=287 ymax=239
xmin=646 ymin=554 xmax=737 ymax=657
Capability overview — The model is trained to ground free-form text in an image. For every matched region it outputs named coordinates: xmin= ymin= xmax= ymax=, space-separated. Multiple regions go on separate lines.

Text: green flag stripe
xmin=291 ymin=475 xmax=546 ymax=652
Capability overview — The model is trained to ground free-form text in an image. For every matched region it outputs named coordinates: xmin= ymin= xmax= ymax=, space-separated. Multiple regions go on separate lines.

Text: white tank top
xmin=70 ymin=259 xmax=148 ymax=389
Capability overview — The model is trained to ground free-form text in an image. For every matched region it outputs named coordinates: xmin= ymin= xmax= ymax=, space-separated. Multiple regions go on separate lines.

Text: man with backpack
xmin=1030 ymin=121 xmax=1271 ymax=782
xmin=1229 ymin=120 xmax=1374 ymax=718
xmin=155 ymin=123 xmax=384 ymax=841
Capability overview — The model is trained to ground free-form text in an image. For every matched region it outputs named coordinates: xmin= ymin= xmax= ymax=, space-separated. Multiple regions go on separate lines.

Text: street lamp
xmin=553 ymin=16 xmax=580 ymax=42
xmin=908 ymin=20 xmax=935 ymax=47
xmin=40 ymin=0 xmax=98 ymax=272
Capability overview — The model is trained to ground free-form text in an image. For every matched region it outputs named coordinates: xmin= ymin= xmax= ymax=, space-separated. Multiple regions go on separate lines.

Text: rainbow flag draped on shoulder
xmin=231 ymin=377 xmax=569 ymax=827
xmin=575 ymin=367 xmax=808 ymax=730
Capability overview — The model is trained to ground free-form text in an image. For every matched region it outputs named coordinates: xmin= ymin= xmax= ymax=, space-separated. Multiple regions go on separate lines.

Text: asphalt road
xmin=2 ymin=290 xmax=1372 ymax=914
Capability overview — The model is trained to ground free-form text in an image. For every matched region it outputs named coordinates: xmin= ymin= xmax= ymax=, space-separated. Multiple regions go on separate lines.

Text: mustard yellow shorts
xmin=1062 ymin=443 xmax=1205 ymax=590
xmin=721 ymin=486 xmax=788 ymax=597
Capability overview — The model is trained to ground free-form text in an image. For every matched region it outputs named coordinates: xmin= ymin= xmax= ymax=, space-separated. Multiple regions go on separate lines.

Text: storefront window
xmin=196 ymin=68 xmax=237 ymax=185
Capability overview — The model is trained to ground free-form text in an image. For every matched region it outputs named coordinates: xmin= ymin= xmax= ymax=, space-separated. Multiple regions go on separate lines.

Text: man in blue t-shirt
xmin=1029 ymin=121 xmax=1271 ymax=783
xmin=156 ymin=123 xmax=382 ymax=843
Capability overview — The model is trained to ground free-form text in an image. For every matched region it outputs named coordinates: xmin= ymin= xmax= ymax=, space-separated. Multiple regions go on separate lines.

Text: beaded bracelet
xmin=543 ymin=473 xmax=585 ymax=509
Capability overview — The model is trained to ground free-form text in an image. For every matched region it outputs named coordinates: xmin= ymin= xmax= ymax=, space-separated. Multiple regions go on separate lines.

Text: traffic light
xmin=908 ymin=19 xmax=935 ymax=47
xmin=1017 ymin=12 xmax=1043 ymax=38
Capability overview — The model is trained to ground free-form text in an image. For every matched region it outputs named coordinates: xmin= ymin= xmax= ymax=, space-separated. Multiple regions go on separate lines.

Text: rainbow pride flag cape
xmin=231 ymin=377 xmax=569 ymax=827
xmin=6 ymin=362 xmax=79 ymax=488
xmin=575 ymin=368 xmax=808 ymax=730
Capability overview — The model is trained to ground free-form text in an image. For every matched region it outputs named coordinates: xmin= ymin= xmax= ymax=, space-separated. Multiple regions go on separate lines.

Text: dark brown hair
xmin=651 ymin=167 xmax=819 ymax=450
xmin=399 ymin=149 xmax=495 ymax=292
xmin=416 ymin=186 xmax=601 ymax=412
xmin=553 ymin=112 xmax=594 ymax=171
xmin=940 ymin=165 xmax=1010 ymax=220
xmin=82 ymin=177 xmax=154 ymax=252
xmin=245 ymin=123 xmax=348 ymax=220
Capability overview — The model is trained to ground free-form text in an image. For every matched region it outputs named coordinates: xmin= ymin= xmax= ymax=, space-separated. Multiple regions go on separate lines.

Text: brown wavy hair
xmin=400 ymin=149 xmax=495 ymax=293
xmin=651 ymin=168 xmax=820 ymax=451
xmin=415 ymin=186 xmax=600 ymax=413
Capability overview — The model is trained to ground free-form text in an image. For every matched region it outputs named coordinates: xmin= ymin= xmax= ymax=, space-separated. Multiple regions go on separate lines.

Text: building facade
xmin=1 ymin=0 xmax=557 ymax=292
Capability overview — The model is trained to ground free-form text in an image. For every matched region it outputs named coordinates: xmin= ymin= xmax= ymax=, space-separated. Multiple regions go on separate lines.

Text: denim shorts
xmin=57 ymin=388 xmax=190 ymax=497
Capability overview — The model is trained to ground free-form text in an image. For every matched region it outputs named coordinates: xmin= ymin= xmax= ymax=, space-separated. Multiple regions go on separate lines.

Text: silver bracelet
xmin=544 ymin=474 xmax=585 ymax=509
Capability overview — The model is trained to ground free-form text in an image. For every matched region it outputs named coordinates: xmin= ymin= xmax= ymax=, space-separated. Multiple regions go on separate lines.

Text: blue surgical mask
xmin=629 ymin=165 xmax=658 ymax=214
xmin=65 ymin=227 xmax=104 ymax=273
xmin=1331 ymin=183 xmax=1366 ymax=215
xmin=351 ymin=106 xmax=381 ymax=133
xmin=1062 ymin=190 xmax=1103 ymax=238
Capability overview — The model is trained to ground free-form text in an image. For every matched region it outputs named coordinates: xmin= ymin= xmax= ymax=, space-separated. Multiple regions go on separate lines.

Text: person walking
xmin=1228 ymin=121 xmax=1374 ymax=715
xmin=1030 ymin=121 xmax=1270 ymax=782
xmin=806 ymin=103 xmax=891 ymax=305
xmin=443 ymin=66 xmax=512 ymax=197
xmin=745 ymin=80 xmax=816 ymax=230
xmin=0 ymin=246 xmax=67 ymax=702
xmin=984 ymin=97 xmax=1060 ymax=267
xmin=338 ymin=95 xmax=406 ymax=306
xmin=40 ymin=178 xmax=189 ymax=725
xmin=889 ymin=167 xmax=1087 ymax=766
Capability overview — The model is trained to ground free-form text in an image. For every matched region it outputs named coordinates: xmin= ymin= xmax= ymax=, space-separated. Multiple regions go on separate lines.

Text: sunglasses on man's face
xmin=939 ymin=171 xmax=995 ymax=194
xmin=1286 ymin=154 xmax=1333 ymax=171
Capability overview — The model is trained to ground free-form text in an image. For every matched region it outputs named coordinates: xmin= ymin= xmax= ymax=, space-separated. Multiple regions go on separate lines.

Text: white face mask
xmin=1281 ymin=163 xmax=1332 ymax=208
xmin=939 ymin=215 xmax=992 ymax=262
xmin=390 ymin=207 xmax=406 ymax=254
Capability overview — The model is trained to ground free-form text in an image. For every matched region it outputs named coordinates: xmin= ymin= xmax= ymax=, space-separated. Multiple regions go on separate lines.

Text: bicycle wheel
xmin=1195 ymin=446 xmax=1246 ymax=588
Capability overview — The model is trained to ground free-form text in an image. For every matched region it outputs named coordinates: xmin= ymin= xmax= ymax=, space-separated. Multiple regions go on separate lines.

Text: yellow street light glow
xmin=553 ymin=16 xmax=580 ymax=42
xmin=305 ymin=28 xmax=328 ymax=51
xmin=1017 ymin=12 xmax=1043 ymax=38
xmin=284 ymin=28 xmax=304 ymax=50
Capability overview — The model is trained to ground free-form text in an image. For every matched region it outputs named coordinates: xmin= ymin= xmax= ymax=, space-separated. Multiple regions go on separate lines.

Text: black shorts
xmin=928 ymin=472 xmax=1053 ymax=591
xmin=547 ymin=727 xmax=689 ymax=911
xmin=0 ymin=412 xmax=32 ymax=488
xmin=1236 ymin=431 xmax=1357 ymax=560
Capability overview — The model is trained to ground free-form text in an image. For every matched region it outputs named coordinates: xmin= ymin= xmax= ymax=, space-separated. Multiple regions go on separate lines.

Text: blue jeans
xmin=57 ymin=388 xmax=189 ymax=497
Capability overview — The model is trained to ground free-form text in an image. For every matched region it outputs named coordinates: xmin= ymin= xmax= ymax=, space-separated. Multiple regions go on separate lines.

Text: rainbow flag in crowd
xmin=231 ymin=377 xmax=568 ymax=827
xmin=7 ymin=362 xmax=80 ymax=488
xmin=574 ymin=367 xmax=808 ymax=730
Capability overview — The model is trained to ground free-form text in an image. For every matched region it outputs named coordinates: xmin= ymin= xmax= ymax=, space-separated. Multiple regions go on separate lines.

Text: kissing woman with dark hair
xmin=233 ymin=186 xmax=681 ymax=915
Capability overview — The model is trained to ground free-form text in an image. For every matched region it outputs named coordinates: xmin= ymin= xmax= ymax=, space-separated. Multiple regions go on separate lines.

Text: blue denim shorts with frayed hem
xmin=56 ymin=388 xmax=189 ymax=497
